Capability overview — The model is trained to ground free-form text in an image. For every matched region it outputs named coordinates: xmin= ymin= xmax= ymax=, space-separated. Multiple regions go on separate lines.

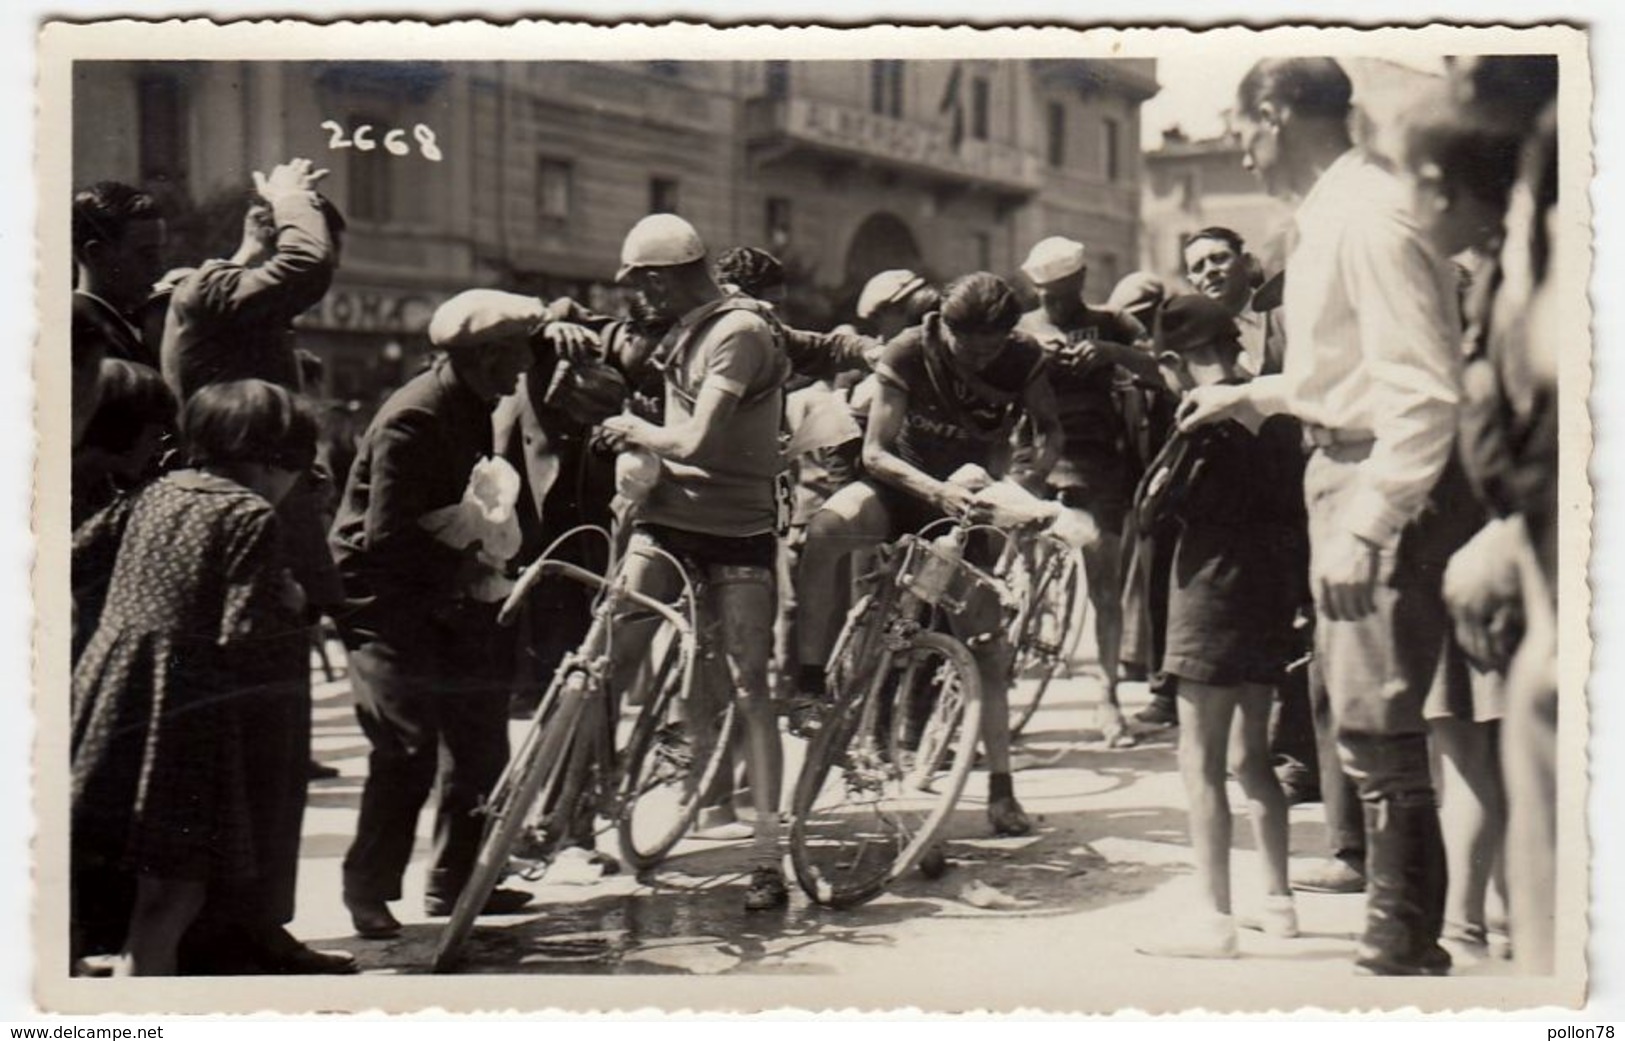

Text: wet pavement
xmin=288 ymin=639 xmax=1516 ymax=999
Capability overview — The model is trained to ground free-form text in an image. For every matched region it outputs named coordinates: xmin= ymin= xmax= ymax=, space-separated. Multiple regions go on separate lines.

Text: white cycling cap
xmin=616 ymin=213 xmax=707 ymax=282
xmin=1020 ymin=236 xmax=1087 ymax=284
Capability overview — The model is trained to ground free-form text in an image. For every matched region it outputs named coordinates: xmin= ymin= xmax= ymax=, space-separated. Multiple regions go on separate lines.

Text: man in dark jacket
xmin=71 ymin=181 xmax=166 ymax=444
xmin=159 ymin=157 xmax=347 ymax=611
xmin=330 ymin=295 xmax=541 ymax=939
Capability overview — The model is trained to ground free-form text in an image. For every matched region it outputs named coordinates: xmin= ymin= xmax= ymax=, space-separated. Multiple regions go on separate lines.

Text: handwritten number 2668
xmin=320 ymin=121 xmax=443 ymax=162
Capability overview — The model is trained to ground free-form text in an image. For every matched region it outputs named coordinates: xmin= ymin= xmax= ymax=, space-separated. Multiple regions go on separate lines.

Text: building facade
xmin=73 ymin=57 xmax=1157 ymax=402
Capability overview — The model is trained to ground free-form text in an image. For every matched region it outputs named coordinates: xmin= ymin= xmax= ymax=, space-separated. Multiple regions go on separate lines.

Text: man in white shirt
xmin=1179 ymin=58 xmax=1477 ymax=976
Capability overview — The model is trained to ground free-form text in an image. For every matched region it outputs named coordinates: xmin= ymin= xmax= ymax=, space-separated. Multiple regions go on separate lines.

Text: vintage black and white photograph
xmin=35 ymin=18 xmax=1592 ymax=1014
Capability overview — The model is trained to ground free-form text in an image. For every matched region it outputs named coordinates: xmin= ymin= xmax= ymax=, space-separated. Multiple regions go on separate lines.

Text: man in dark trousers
xmin=330 ymin=294 xmax=542 ymax=939
xmin=1179 ymin=58 xmax=1476 ymax=976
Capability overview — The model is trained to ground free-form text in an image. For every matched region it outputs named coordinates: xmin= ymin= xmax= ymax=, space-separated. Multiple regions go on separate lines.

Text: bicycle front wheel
xmin=1009 ymin=546 xmax=1083 ymax=738
xmin=789 ymin=629 xmax=983 ymax=908
xmin=430 ymin=674 xmax=587 ymax=973
xmin=616 ymin=626 xmax=738 ymax=871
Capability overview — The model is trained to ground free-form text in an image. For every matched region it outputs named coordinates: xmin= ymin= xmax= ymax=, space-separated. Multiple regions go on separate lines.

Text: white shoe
xmin=1238 ymin=895 xmax=1300 ymax=938
xmin=1098 ymin=704 xmax=1137 ymax=749
xmin=1134 ymin=913 xmax=1239 ymax=959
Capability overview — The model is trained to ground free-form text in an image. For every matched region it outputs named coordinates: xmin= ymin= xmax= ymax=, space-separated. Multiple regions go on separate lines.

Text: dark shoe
xmin=1289 ymin=857 xmax=1366 ymax=894
xmin=307 ymin=759 xmax=340 ymax=781
xmin=785 ymin=697 xmax=830 ymax=739
xmin=743 ymin=866 xmax=789 ymax=911
xmin=423 ymin=886 xmax=534 ymax=918
xmin=1352 ymin=796 xmax=1451 ymax=977
xmin=344 ymin=896 xmax=402 ymax=940
xmin=269 ymin=944 xmax=360 ymax=975
xmin=918 ymin=844 xmax=950 ymax=879
xmin=249 ymin=925 xmax=361 ymax=975
xmin=988 ymin=795 xmax=1032 ymax=837
xmin=1134 ymin=695 xmax=1178 ymax=728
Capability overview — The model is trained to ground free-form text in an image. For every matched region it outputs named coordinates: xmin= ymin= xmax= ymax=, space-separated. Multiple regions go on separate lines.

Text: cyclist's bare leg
xmin=1081 ymin=529 xmax=1132 ymax=746
xmin=977 ymin=644 xmax=1016 ymax=776
xmin=977 ymin=638 xmax=1032 ymax=836
xmin=693 ymin=632 xmax=746 ymax=834
xmin=712 ymin=563 xmax=790 ymax=908
xmin=605 ymin=533 xmax=684 ymax=711
xmin=794 ymin=483 xmax=892 ymax=698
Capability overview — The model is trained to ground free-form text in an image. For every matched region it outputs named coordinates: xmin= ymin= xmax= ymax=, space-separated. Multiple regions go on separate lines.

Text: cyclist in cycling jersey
xmin=794 ymin=272 xmax=1063 ymax=836
xmin=1013 ymin=237 xmax=1164 ymax=749
xmin=598 ymin=215 xmax=795 ymax=911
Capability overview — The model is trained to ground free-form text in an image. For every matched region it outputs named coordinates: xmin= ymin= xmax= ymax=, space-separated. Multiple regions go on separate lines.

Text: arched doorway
xmin=843 ymin=212 xmax=924 ymax=288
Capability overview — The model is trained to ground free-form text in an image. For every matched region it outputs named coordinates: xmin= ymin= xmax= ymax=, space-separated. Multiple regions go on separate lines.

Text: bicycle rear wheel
xmin=789 ymin=629 xmax=983 ymax=908
xmin=616 ymin=625 xmax=738 ymax=871
xmin=430 ymin=670 xmax=588 ymax=973
xmin=1009 ymin=546 xmax=1083 ymax=738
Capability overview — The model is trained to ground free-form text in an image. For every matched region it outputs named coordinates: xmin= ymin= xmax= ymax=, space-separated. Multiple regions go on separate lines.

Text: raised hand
xmin=252 ymin=157 xmax=331 ymax=202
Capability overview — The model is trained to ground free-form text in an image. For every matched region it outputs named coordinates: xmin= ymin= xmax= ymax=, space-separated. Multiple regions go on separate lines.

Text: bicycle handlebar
xmin=497 ymin=556 xmax=694 ymax=636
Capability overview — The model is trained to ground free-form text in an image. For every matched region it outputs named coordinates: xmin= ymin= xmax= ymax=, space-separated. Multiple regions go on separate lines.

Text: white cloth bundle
xmin=418 ymin=456 xmax=524 ymax=602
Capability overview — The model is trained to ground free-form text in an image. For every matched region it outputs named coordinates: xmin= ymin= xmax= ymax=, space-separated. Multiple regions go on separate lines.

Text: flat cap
xmin=855 ymin=269 xmax=926 ymax=320
xmin=428 ymin=289 xmax=547 ymax=350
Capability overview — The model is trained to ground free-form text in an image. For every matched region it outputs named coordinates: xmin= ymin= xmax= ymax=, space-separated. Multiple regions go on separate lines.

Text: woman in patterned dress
xmin=71 ymin=380 xmax=317 ymax=976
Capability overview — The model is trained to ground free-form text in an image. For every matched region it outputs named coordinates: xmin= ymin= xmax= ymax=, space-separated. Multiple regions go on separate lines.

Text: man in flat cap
xmin=856 ymin=268 xmax=942 ymax=341
xmin=1015 ymin=235 xmax=1161 ymax=748
xmin=598 ymin=214 xmax=795 ymax=912
xmin=329 ymin=291 xmax=549 ymax=939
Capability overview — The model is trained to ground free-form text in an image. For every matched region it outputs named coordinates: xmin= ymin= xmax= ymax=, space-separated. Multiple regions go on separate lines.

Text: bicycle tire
xmin=1009 ymin=547 xmax=1084 ymax=738
xmin=789 ymin=629 xmax=983 ymax=909
xmin=430 ymin=672 xmax=589 ymax=973
xmin=615 ymin=628 xmax=738 ymax=871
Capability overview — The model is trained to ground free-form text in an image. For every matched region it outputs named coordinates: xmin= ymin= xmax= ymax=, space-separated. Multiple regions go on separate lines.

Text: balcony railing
xmin=746 ymin=96 xmax=1042 ymax=196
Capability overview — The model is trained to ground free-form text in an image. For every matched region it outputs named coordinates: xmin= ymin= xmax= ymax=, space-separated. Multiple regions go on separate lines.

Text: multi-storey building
xmin=72 ymin=57 xmax=1157 ymax=402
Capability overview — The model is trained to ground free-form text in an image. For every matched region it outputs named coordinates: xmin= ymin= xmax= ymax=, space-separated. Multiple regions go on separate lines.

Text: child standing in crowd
xmin=71 ymin=358 xmax=177 ymax=529
xmin=71 ymin=380 xmax=331 ymax=976
xmin=1133 ymin=296 xmax=1307 ymax=959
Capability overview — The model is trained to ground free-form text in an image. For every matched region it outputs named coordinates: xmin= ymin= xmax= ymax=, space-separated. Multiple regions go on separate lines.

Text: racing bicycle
xmin=431 ymin=527 xmax=738 ymax=971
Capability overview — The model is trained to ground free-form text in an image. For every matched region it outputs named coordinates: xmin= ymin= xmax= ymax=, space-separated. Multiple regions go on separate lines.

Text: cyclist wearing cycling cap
xmin=1015 ymin=236 xmax=1162 ymax=749
xmin=795 ymin=272 xmax=1063 ymax=837
xmin=600 ymin=215 xmax=795 ymax=912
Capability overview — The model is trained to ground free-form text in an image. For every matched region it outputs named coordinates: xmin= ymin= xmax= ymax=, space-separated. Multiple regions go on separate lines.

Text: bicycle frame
xmin=488 ymin=553 xmax=700 ymax=856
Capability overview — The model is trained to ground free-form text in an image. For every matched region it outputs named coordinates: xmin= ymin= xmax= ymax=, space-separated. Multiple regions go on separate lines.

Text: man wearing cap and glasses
xmin=1014 ymin=236 xmax=1163 ymax=749
xmin=1178 ymin=58 xmax=1476 ymax=976
xmin=598 ymin=214 xmax=796 ymax=912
